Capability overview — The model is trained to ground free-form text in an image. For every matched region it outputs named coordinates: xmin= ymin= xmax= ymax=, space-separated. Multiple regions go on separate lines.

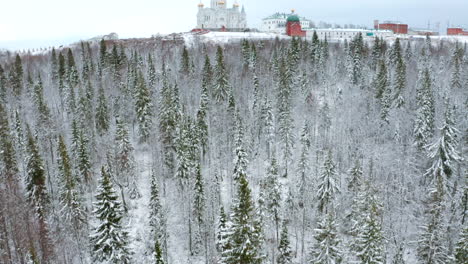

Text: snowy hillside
xmin=0 ymin=34 xmax=466 ymax=264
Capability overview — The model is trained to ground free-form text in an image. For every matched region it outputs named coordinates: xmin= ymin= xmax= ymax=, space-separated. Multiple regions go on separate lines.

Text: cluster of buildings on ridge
xmin=194 ymin=1 xmax=468 ymax=39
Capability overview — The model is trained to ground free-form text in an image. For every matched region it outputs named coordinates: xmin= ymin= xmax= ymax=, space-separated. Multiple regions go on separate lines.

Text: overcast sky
xmin=1 ymin=0 xmax=467 ymax=50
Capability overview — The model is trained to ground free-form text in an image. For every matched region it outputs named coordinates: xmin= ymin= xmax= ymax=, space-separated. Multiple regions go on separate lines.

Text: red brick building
xmin=447 ymin=27 xmax=468 ymax=36
xmin=375 ymin=22 xmax=408 ymax=34
xmin=286 ymin=13 xmax=306 ymax=37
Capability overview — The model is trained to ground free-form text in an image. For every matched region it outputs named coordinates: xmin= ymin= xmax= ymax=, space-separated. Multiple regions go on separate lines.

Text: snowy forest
xmin=0 ymin=34 xmax=466 ymax=264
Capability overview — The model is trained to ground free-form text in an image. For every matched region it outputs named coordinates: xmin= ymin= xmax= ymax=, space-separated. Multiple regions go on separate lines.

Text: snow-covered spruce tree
xmin=90 ymin=166 xmax=132 ymax=264
xmin=213 ymin=46 xmax=229 ymax=102
xmin=149 ymin=169 xmax=168 ymax=256
xmin=277 ymin=219 xmax=293 ymax=264
xmin=147 ymin=53 xmax=157 ymax=89
xmin=233 ymin=116 xmax=248 ymax=183
xmin=380 ymin=78 xmax=392 ymax=123
xmin=316 ymin=151 xmax=340 ymax=214
xmin=261 ymin=157 xmax=282 ymax=241
xmin=348 ymin=33 xmax=364 ymax=85
xmin=216 ymin=206 xmax=231 ymax=261
xmin=417 ymin=179 xmax=452 ymax=264
xmin=192 ymin=162 xmax=206 ymax=255
xmin=355 ymin=188 xmax=385 ymax=264
xmin=241 ymin=39 xmax=250 ymax=67
xmin=424 ymin=100 xmax=462 ymax=189
xmin=277 ymin=57 xmax=294 ymax=177
xmin=309 ymin=212 xmax=343 ymax=264
xmin=57 ymin=135 xmax=85 ymax=227
xmin=154 ymin=239 xmax=165 ymax=264
xmin=134 ymin=70 xmax=153 ymax=142
xmin=32 ymin=74 xmax=51 ymax=124
xmin=25 ymin=126 xmax=49 ymax=218
xmin=414 ymin=67 xmax=435 ymax=150
xmin=159 ymin=66 xmax=180 ymax=177
xmin=389 ymin=38 xmax=402 ymax=66
xmin=11 ymin=54 xmax=23 ymax=96
xmin=196 ymin=74 xmax=209 ymax=158
xmin=261 ymin=97 xmax=275 ymax=159
xmin=0 ymin=104 xmax=19 ymax=189
xmin=180 ymin=45 xmax=190 ymax=74
xmin=450 ymin=43 xmax=463 ymax=90
xmin=393 ymin=56 xmax=406 ymax=108
xmin=225 ymin=172 xmax=264 ymax=264
xmin=375 ymin=59 xmax=388 ymax=100
xmin=348 ymin=159 xmax=363 ymax=194
xmin=174 ymin=114 xmax=194 ymax=189
xmin=114 ymin=117 xmax=140 ymax=199
xmin=0 ymin=64 xmax=6 ymax=101
xmin=95 ymin=83 xmax=110 ymax=135
xmin=77 ymin=127 xmax=91 ymax=183
xmin=455 ymin=226 xmax=467 ymax=263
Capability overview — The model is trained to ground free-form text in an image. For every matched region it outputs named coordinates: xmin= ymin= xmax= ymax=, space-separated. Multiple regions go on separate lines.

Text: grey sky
xmin=1 ymin=0 xmax=466 ymax=50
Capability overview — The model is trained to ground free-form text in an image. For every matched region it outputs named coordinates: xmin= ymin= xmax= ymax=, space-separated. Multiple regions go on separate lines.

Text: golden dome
xmin=218 ymin=1 xmax=225 ymax=5
xmin=291 ymin=9 xmax=295 ymax=13
xmin=198 ymin=2 xmax=204 ymax=7
xmin=233 ymin=3 xmax=240 ymax=7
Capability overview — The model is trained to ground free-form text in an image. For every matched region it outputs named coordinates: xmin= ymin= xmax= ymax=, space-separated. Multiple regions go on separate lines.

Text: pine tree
xmin=33 ymin=74 xmax=50 ymax=124
xmin=25 ymin=126 xmax=49 ymax=218
xmin=277 ymin=220 xmax=293 ymax=264
xmin=95 ymin=84 xmax=110 ymax=135
xmin=90 ymin=166 xmax=132 ymax=264
xmin=0 ymin=104 xmax=19 ymax=191
xmin=213 ymin=46 xmax=229 ymax=102
xmin=225 ymin=174 xmax=264 ymax=264
xmin=57 ymin=135 xmax=85 ymax=226
xmin=316 ymin=151 xmax=340 ymax=214
xmin=309 ymin=212 xmax=343 ymax=264
xmin=135 ymin=71 xmax=153 ymax=142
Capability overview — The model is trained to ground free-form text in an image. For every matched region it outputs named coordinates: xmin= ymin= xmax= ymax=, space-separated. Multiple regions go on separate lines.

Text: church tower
xmin=211 ymin=0 xmax=227 ymax=9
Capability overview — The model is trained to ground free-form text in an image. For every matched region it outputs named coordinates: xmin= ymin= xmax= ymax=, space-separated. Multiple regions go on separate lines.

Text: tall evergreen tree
xmin=414 ymin=68 xmax=435 ymax=149
xmin=25 ymin=126 xmax=49 ymax=218
xmin=95 ymin=84 xmax=110 ymax=135
xmin=309 ymin=212 xmax=343 ymax=264
xmin=277 ymin=220 xmax=293 ymax=264
xmin=213 ymin=46 xmax=229 ymax=102
xmin=57 ymin=135 xmax=85 ymax=226
xmin=134 ymin=71 xmax=153 ymax=142
xmin=316 ymin=151 xmax=340 ymax=214
xmin=225 ymin=173 xmax=264 ymax=264
xmin=90 ymin=166 xmax=132 ymax=263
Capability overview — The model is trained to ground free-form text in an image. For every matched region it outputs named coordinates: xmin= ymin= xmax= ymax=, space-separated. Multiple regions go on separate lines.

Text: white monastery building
xmin=196 ymin=1 xmax=247 ymax=31
xmin=260 ymin=12 xmax=312 ymax=33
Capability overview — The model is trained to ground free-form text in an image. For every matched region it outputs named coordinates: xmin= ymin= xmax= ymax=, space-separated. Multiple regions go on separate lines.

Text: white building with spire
xmin=196 ymin=1 xmax=247 ymax=31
